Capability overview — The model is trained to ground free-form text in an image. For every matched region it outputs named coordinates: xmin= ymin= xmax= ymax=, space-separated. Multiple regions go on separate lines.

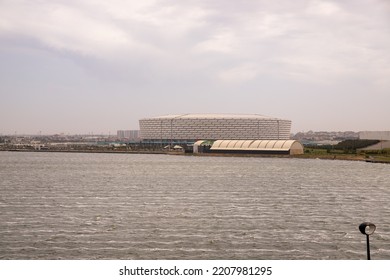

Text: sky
xmin=0 ymin=0 xmax=389 ymax=135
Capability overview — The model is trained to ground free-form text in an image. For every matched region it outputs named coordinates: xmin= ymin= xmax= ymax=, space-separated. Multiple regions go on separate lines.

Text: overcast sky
xmin=1 ymin=0 xmax=389 ymax=135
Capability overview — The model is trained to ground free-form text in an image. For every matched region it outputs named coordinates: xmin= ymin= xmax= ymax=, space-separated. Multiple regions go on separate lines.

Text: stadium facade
xmin=139 ymin=114 xmax=292 ymax=144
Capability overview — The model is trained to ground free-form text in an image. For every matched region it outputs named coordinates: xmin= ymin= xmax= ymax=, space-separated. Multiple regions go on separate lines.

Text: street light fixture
xmin=359 ymin=222 xmax=376 ymax=260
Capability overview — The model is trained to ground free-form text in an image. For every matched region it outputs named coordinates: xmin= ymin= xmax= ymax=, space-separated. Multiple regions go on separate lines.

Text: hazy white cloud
xmin=306 ymin=0 xmax=341 ymax=16
xmin=218 ymin=63 xmax=259 ymax=84
xmin=0 ymin=0 xmax=389 ymax=133
xmin=193 ymin=28 xmax=237 ymax=54
xmin=0 ymin=1 xmax=162 ymax=58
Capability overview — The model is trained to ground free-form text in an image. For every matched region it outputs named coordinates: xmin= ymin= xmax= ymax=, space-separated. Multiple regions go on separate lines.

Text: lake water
xmin=0 ymin=151 xmax=389 ymax=260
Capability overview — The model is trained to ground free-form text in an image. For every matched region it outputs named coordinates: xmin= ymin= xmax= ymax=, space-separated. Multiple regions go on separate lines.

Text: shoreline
xmin=1 ymin=148 xmax=167 ymax=155
xmin=2 ymin=148 xmax=389 ymax=164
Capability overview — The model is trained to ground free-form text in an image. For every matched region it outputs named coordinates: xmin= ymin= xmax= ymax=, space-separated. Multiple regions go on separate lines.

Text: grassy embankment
xmin=294 ymin=139 xmax=390 ymax=163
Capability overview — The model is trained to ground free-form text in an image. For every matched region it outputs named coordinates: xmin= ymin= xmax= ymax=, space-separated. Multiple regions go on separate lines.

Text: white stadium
xmin=139 ymin=113 xmax=292 ymax=144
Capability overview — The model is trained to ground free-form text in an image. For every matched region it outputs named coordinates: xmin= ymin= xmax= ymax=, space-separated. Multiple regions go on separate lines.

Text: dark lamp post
xmin=359 ymin=222 xmax=376 ymax=260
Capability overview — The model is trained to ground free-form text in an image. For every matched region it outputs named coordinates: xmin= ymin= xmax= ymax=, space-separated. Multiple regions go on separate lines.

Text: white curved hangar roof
xmin=210 ymin=140 xmax=304 ymax=155
xmin=139 ymin=113 xmax=292 ymax=141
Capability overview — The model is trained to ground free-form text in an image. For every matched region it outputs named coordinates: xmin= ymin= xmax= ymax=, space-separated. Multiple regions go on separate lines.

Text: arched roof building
xmin=209 ymin=139 xmax=304 ymax=155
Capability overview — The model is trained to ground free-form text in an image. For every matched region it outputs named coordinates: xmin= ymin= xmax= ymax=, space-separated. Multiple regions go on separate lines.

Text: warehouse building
xmin=359 ymin=131 xmax=390 ymax=141
xmin=139 ymin=113 xmax=292 ymax=144
xmin=358 ymin=131 xmax=390 ymax=151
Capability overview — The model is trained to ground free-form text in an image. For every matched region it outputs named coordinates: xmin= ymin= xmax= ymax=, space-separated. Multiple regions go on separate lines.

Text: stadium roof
xmin=142 ymin=113 xmax=280 ymax=120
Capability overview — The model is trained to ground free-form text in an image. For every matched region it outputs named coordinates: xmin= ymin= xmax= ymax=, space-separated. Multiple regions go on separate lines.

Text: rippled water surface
xmin=1 ymin=151 xmax=389 ymax=259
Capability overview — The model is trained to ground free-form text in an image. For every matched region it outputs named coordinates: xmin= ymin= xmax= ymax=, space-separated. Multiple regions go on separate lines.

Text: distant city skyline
xmin=1 ymin=0 xmax=389 ymax=135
